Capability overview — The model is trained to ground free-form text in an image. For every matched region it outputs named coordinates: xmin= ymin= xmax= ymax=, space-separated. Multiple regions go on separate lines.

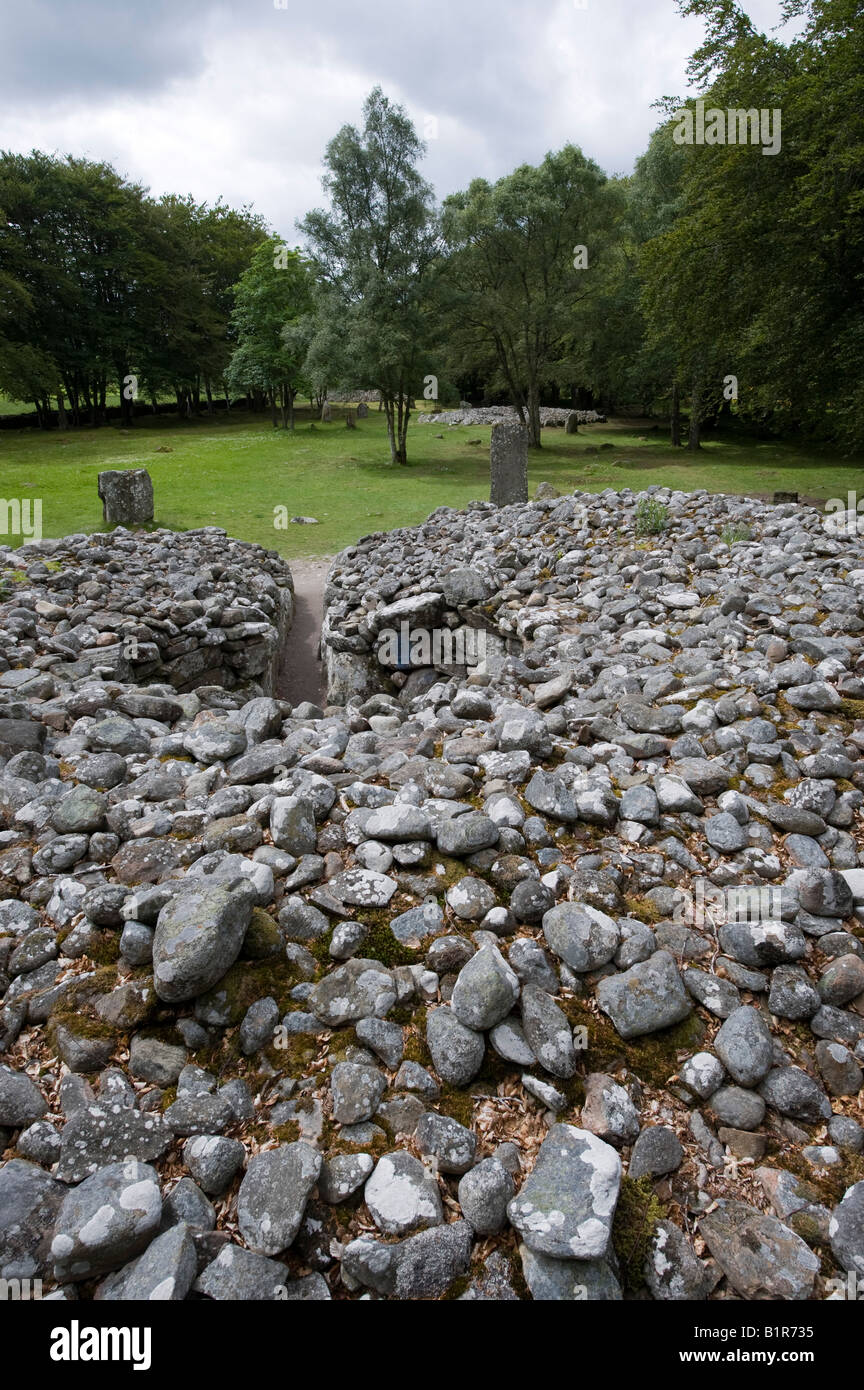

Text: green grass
xmin=0 ymin=405 xmax=860 ymax=558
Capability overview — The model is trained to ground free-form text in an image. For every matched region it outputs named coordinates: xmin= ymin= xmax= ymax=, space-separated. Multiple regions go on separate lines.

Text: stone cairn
xmin=0 ymin=485 xmax=863 ymax=1304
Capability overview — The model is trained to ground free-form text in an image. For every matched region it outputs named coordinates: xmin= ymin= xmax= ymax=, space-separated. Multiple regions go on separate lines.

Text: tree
xmin=299 ymin=88 xmax=439 ymax=465
xmin=439 ymin=147 xmax=619 ymax=446
xmin=226 ymin=237 xmax=314 ymax=429
xmin=0 ymin=152 xmax=267 ymax=428
xmin=639 ymin=0 xmax=864 ymax=451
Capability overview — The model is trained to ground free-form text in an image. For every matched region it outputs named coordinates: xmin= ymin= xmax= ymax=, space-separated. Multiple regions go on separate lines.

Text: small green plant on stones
xmin=720 ymin=521 xmax=752 ymax=546
xmin=634 ymin=498 xmax=668 ymax=536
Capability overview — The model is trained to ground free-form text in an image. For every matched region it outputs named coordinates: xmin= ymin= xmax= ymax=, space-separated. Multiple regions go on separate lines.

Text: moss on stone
xmin=194 ymin=957 xmax=297 ymax=1026
xmin=240 ymin=907 xmax=283 ymax=960
xmin=611 ymin=1174 xmax=665 ymax=1292
xmin=437 ymin=1084 xmax=476 ymax=1128
xmin=48 ymin=1009 xmax=118 ymax=1047
xmin=356 ymin=909 xmax=422 ymax=968
xmin=271 ymin=1120 xmax=302 ymax=1144
xmin=85 ymin=930 xmax=121 ymax=966
xmin=762 ymin=1147 xmax=864 ymax=1207
xmin=622 ymin=895 xmax=664 ymax=924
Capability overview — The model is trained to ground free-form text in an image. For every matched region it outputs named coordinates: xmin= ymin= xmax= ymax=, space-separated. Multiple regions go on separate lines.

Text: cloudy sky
xmin=0 ymin=0 xmax=800 ymax=238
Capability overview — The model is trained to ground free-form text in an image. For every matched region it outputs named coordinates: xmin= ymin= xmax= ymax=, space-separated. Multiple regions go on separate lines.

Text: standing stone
xmin=320 ymin=401 xmax=332 ymax=422
xmin=97 ymin=469 xmax=154 ymax=526
xmin=564 ymin=413 xmax=579 ymax=434
xmin=490 ymin=422 xmax=528 ymax=507
xmin=357 ymin=402 xmax=369 ymax=419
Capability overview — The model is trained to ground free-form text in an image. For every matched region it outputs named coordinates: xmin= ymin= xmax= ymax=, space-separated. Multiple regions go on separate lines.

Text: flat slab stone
xmin=236 ymin=1142 xmax=321 ymax=1255
xmin=699 ymin=1198 xmax=819 ymax=1299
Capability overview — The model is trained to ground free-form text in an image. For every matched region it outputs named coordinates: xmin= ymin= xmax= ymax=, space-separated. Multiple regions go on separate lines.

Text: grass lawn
xmin=0 ymin=404 xmax=859 ymax=557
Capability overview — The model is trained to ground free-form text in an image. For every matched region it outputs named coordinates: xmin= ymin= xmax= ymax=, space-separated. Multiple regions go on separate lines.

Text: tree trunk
xmin=687 ymin=378 xmax=702 ymax=451
xmin=384 ymin=397 xmax=398 ymax=464
xmin=397 ymin=394 xmax=410 ymax=464
xmin=671 ymin=380 xmax=681 ymax=448
xmin=288 ymin=387 xmax=295 ymax=432
xmin=526 ymin=380 xmax=542 ymax=448
xmin=204 ymin=377 xmax=214 ymax=416
xmin=57 ymin=393 xmax=68 ymax=431
xmin=270 ymin=389 xmax=278 ymax=429
xmin=279 ymin=383 xmax=288 ymax=430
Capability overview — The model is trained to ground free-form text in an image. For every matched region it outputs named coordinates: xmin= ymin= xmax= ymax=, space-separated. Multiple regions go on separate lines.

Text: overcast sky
xmin=0 ymin=0 xmax=800 ymax=238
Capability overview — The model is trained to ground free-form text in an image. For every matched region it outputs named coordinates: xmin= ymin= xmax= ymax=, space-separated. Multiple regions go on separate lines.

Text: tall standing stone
xmin=357 ymin=402 xmax=369 ymax=419
xmin=320 ymin=401 xmax=332 ymax=423
xmin=490 ymin=422 xmax=528 ymax=506
xmin=97 ymin=469 xmax=154 ymax=526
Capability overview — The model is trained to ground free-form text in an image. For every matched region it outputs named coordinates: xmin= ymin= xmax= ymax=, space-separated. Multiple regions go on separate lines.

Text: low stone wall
xmin=0 ymin=527 xmax=293 ymax=697
xmin=417 ymin=406 xmax=606 ymax=427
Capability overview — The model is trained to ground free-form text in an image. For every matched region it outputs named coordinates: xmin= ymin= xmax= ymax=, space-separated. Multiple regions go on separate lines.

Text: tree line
xmin=0 ymin=0 xmax=861 ymax=460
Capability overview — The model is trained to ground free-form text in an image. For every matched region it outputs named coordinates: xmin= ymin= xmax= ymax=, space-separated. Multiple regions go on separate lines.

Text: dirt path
xmin=277 ymin=556 xmax=332 ymax=708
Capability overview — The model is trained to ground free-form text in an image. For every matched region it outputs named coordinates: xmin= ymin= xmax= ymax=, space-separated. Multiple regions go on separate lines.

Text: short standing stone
xmin=490 ymin=421 xmax=528 ymax=506
xmin=236 ymin=1143 xmax=321 ymax=1255
xmin=507 ymin=1124 xmax=621 ymax=1260
xmin=98 ymin=468 xmax=154 ymax=525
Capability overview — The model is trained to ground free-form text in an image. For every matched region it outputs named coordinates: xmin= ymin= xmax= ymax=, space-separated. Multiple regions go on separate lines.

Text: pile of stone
xmin=417 ymin=406 xmax=606 ymax=428
xmin=326 ymin=390 xmax=381 ymax=404
xmin=0 ymin=527 xmax=293 ymax=694
xmin=1 ymin=486 xmax=863 ymax=1304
